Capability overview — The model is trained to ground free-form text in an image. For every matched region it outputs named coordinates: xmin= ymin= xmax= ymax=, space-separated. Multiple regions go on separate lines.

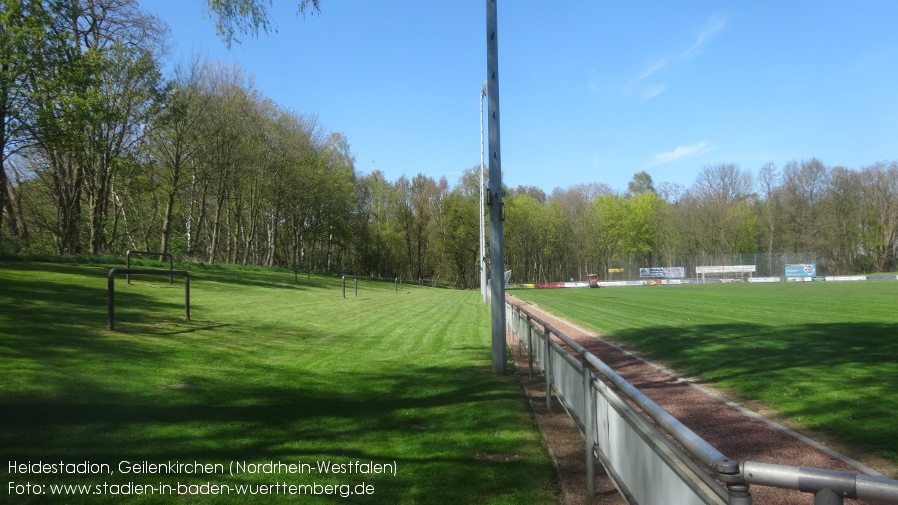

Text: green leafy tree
xmin=1 ymin=0 xmax=55 ymax=242
xmin=589 ymin=194 xmax=625 ymax=278
xmin=626 ymin=170 xmax=655 ymax=198
xmin=620 ymin=191 xmax=663 ymax=262
xmin=505 ymin=193 xmax=556 ymax=283
xmin=439 ymin=188 xmax=479 ymax=288
xmin=355 ymin=170 xmax=402 ymax=278
xmin=14 ymin=0 xmax=166 ymax=254
xmin=148 ymin=57 xmax=209 ymax=257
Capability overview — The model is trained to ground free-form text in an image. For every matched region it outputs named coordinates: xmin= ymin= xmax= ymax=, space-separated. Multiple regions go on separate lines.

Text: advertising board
xmin=785 ymin=263 xmax=816 ymax=277
xmin=639 ymin=267 xmax=685 ymax=278
xmin=695 ymin=265 xmax=756 ymax=274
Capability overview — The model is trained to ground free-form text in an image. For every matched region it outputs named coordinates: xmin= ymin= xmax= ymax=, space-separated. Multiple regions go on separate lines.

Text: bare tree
xmin=690 ymin=163 xmax=755 ymax=254
xmin=757 ymin=162 xmax=779 ymax=256
xmin=860 ymin=161 xmax=898 ymax=272
xmin=821 ymin=166 xmax=863 ymax=273
xmin=780 ymin=158 xmax=830 ymax=253
xmin=550 ymin=183 xmax=612 ymax=280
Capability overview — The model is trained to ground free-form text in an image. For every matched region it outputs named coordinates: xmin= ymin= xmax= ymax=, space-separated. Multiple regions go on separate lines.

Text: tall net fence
xmin=605 ymin=252 xmax=820 ymax=281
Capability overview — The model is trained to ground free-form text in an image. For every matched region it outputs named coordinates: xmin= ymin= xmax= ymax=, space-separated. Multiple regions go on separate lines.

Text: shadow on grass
xmin=0 ymin=264 xmax=556 ymax=504
xmin=192 ymin=268 xmax=315 ymax=293
xmin=608 ymin=321 xmax=898 ymax=463
xmin=0 ymin=364 xmax=553 ymax=504
xmin=0 ymin=271 xmax=192 ymax=335
xmin=7 ymin=259 xmax=317 ymax=294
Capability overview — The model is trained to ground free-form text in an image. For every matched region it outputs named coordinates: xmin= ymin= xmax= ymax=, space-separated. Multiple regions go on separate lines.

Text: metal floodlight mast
xmin=479 ymin=81 xmax=487 ymax=305
xmin=486 ymin=0 xmax=506 ymax=374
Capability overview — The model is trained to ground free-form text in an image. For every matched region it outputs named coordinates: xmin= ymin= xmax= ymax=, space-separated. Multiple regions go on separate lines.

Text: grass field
xmin=0 ymin=261 xmax=558 ymax=504
xmin=512 ymin=282 xmax=898 ymax=469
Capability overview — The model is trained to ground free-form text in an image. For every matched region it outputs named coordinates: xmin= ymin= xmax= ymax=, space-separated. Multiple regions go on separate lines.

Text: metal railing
xmin=125 ymin=250 xmax=174 ymax=284
xmin=506 ymin=299 xmax=898 ymax=505
xmin=342 ymin=275 xmax=358 ymax=298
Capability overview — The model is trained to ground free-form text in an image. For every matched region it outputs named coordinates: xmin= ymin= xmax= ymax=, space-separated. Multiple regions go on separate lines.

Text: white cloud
xmin=641 ymin=83 xmax=668 ymax=102
xmin=650 ymin=141 xmax=714 ymax=166
xmin=624 ymin=61 xmax=669 ymax=101
xmin=638 ymin=59 xmax=668 ymax=81
xmin=683 ymin=14 xmax=726 ymax=57
xmin=624 ymin=14 xmax=726 ymax=102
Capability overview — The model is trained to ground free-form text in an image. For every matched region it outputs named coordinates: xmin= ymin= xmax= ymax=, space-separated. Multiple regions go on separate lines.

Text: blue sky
xmin=151 ymin=1 xmax=898 ymax=194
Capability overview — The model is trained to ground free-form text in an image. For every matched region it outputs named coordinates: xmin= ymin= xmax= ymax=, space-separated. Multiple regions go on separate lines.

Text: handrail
xmin=507 ymin=297 xmax=898 ymax=504
xmin=741 ymin=462 xmax=898 ymax=503
xmin=125 ymin=250 xmax=174 ymax=284
xmin=522 ymin=308 xmax=737 ymax=476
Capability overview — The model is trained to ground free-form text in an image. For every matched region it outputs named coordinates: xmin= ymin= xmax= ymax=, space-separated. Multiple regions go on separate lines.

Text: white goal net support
xmin=695 ymin=264 xmax=756 ymax=283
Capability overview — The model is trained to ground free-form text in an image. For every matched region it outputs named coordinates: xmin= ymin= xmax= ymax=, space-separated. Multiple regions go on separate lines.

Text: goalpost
xmin=695 ymin=264 xmax=756 ymax=283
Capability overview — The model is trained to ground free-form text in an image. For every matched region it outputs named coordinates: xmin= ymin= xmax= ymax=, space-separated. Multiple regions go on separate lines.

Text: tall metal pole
xmin=486 ymin=0 xmax=506 ymax=374
xmin=479 ymin=82 xmax=487 ymax=305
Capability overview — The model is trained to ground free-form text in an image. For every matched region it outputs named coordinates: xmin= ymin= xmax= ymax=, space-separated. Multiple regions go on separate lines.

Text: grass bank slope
xmin=0 ymin=262 xmax=557 ymax=504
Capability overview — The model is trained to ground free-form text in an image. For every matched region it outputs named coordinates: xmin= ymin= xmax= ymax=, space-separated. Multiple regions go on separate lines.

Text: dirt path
xmin=509 ymin=296 xmax=892 ymax=505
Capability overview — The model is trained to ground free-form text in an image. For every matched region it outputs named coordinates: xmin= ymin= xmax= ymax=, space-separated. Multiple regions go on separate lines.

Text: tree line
xmin=0 ymin=0 xmax=485 ymax=286
xmin=503 ymin=161 xmax=898 ymax=282
xmin=3 ymin=1 xmax=896 ymax=287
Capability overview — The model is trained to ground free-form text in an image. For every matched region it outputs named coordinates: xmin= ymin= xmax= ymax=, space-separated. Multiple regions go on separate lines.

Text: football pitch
xmin=512 ymin=281 xmax=898 ymax=470
xmin=0 ymin=261 xmax=557 ymax=504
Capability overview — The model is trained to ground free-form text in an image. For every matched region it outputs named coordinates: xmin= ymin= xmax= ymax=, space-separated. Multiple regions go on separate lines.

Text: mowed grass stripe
xmin=514 ymin=282 xmax=898 ymax=468
xmin=0 ymin=262 xmax=557 ymax=504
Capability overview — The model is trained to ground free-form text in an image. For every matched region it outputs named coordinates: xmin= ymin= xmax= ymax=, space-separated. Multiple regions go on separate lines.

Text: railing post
xmin=526 ymin=314 xmax=533 ymax=378
xmin=342 ymin=276 xmax=346 ymax=298
xmin=582 ymin=356 xmax=596 ymax=497
xmin=545 ymin=328 xmax=553 ymax=413
xmin=184 ymin=273 xmax=190 ymax=321
xmin=726 ymin=484 xmax=752 ymax=505
xmin=717 ymin=457 xmax=750 ymax=504
xmin=813 ymin=489 xmax=843 ymax=505
xmin=108 ymin=269 xmax=116 ymax=330
xmin=513 ymin=306 xmax=520 ymax=351
xmin=505 ymin=300 xmax=514 ymax=340
xmin=354 ymin=277 xmax=358 ymax=297
xmin=505 ymin=302 xmax=510 ymax=337
xmin=513 ymin=305 xmax=517 ymax=338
